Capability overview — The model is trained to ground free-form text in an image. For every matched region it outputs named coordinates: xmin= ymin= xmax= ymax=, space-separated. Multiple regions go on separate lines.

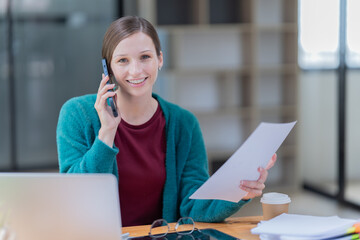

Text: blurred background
xmin=1 ymin=0 xmax=360 ymax=218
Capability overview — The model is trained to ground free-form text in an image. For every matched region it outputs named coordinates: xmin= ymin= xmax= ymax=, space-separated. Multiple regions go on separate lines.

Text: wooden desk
xmin=122 ymin=216 xmax=262 ymax=240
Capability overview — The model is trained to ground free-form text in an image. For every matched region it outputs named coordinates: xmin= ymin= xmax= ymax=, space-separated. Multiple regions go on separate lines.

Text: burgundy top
xmin=114 ymin=104 xmax=166 ymax=227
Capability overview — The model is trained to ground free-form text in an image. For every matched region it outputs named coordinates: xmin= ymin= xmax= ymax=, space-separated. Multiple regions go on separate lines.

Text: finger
xmin=97 ymin=75 xmax=110 ymax=93
xmin=99 ymin=91 xmax=116 ymax=107
xmin=95 ymin=75 xmax=109 ymax=106
xmin=99 ymin=86 xmax=116 ymax=109
xmin=265 ymin=153 xmax=277 ymax=170
xmin=242 ymin=194 xmax=250 ymax=200
xmin=240 ymin=180 xmax=265 ymax=190
xmin=95 ymin=77 xmax=113 ymax=107
xmin=95 ymin=91 xmax=116 ymax=111
xmin=257 ymin=167 xmax=268 ymax=184
xmin=239 ymin=185 xmax=263 ymax=197
xmin=242 ymin=192 xmax=253 ymax=200
xmin=99 ymin=83 xmax=116 ymax=97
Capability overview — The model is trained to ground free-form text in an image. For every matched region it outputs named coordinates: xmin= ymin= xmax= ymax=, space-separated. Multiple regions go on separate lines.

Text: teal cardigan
xmin=56 ymin=93 xmax=249 ymax=222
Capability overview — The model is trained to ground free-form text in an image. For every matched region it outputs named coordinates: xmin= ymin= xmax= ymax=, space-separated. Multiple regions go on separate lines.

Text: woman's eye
xmin=118 ymin=58 xmax=127 ymax=63
xmin=141 ymin=55 xmax=151 ymax=60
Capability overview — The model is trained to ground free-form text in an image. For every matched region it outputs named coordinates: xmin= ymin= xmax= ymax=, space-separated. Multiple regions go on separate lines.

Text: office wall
xmin=0 ymin=0 xmax=116 ymax=170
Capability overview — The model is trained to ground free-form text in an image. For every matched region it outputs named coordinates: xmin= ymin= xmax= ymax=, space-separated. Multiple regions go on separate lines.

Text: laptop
xmin=0 ymin=173 xmax=122 ymax=240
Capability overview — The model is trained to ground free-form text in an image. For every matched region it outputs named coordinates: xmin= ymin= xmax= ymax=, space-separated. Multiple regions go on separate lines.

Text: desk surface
xmin=122 ymin=216 xmax=262 ymax=240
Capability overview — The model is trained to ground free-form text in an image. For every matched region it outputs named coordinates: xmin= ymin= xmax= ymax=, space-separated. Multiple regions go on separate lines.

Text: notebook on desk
xmin=0 ymin=173 xmax=122 ymax=240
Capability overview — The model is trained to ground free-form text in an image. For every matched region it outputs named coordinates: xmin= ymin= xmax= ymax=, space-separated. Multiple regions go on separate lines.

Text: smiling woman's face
xmin=110 ymin=32 xmax=163 ymax=98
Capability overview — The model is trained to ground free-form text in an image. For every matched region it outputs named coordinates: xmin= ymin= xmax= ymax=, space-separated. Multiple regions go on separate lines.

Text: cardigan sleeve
xmin=56 ymin=97 xmax=118 ymax=174
xmin=178 ymin=117 xmax=250 ymax=222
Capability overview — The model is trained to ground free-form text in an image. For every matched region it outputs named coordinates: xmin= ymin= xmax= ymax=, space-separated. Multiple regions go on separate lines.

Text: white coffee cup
xmin=260 ymin=192 xmax=291 ymax=220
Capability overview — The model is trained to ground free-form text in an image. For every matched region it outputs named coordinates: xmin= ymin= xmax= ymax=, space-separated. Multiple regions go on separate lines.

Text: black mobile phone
xmin=101 ymin=58 xmax=118 ymax=117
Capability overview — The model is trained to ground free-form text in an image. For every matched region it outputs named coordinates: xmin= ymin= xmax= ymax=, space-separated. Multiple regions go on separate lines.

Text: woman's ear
xmin=158 ymin=51 xmax=164 ymax=70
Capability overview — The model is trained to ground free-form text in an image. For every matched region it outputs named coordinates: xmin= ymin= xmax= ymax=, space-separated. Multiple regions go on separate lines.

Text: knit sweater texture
xmin=56 ymin=93 xmax=249 ymax=222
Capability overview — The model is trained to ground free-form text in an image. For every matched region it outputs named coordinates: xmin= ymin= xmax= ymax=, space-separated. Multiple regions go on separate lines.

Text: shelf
xmin=254 ymin=0 xmax=298 ymax=25
xmin=162 ymin=64 xmax=298 ymax=75
xmin=256 ymin=23 xmax=298 ymax=32
xmin=259 ymin=105 xmax=297 ymax=115
xmin=162 ymin=66 xmax=253 ymax=75
xmin=156 ymin=0 xmax=253 ymax=25
xmin=192 ymin=106 xmax=254 ymax=117
xmin=129 ymin=0 xmax=298 ymax=185
xmin=158 ymin=23 xmax=253 ymax=32
xmin=209 ymin=0 xmax=252 ymax=24
xmin=255 ymin=64 xmax=299 ymax=73
xmin=166 ymin=29 xmax=252 ymax=70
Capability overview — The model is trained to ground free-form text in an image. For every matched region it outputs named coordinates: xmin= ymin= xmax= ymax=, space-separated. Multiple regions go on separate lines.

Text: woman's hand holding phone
xmin=94 ymin=74 xmax=121 ymax=147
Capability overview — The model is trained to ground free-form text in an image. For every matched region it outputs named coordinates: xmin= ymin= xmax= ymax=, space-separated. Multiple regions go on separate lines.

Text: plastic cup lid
xmin=260 ymin=192 xmax=291 ymax=204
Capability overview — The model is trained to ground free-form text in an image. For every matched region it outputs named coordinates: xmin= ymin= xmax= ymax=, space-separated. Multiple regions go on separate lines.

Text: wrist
xmin=98 ymin=127 xmax=116 ymax=147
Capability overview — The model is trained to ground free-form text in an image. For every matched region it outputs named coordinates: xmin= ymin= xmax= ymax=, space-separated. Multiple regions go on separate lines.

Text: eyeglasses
xmin=148 ymin=217 xmax=196 ymax=239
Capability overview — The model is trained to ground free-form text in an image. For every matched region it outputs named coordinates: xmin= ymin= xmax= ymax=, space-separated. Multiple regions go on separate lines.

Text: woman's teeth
xmin=128 ymin=77 xmax=147 ymax=84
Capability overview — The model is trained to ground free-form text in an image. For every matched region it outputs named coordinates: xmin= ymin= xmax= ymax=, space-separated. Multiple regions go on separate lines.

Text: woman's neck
xmin=116 ymin=92 xmax=158 ymax=126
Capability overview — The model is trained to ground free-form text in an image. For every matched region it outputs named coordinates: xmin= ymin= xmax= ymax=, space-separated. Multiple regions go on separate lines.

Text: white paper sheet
xmin=251 ymin=213 xmax=358 ymax=240
xmin=189 ymin=121 xmax=297 ymax=202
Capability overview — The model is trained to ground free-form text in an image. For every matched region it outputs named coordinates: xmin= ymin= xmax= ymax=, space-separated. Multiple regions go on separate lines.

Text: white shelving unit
xmin=126 ymin=0 xmax=299 ymax=186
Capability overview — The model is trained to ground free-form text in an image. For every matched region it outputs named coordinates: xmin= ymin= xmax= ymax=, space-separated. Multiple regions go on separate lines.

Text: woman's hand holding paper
xmin=240 ymin=153 xmax=277 ymax=200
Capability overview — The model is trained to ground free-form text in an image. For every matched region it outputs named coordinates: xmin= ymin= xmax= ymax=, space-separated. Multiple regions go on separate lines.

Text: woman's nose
xmin=129 ymin=61 xmax=141 ymax=75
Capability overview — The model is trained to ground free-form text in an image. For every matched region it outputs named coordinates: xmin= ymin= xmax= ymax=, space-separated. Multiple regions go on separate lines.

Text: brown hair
xmin=102 ymin=16 xmax=162 ymax=74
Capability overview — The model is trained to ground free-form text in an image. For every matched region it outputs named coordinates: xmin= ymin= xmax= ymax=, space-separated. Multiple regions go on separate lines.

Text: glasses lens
xmin=149 ymin=219 xmax=169 ymax=238
xmin=175 ymin=217 xmax=195 ymax=235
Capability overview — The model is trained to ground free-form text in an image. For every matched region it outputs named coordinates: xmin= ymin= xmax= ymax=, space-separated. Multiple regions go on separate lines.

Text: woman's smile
xmin=126 ymin=77 xmax=149 ymax=86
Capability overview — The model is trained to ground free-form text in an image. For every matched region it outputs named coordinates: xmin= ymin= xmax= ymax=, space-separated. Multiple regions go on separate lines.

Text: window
xmin=298 ymin=0 xmax=340 ymax=69
xmin=346 ymin=0 xmax=360 ymax=68
xmin=299 ymin=0 xmax=360 ymax=69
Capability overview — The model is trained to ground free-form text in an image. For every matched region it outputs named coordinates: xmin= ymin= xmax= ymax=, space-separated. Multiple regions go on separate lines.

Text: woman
xmin=56 ymin=16 xmax=276 ymax=227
